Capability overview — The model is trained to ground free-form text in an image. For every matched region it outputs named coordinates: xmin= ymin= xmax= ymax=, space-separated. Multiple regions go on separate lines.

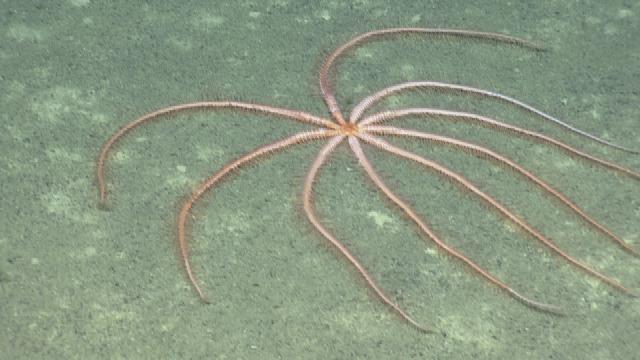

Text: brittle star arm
xmin=96 ymin=101 xmax=339 ymax=204
xmin=176 ymin=129 xmax=334 ymax=301
xmin=364 ymin=124 xmax=638 ymax=257
xmin=360 ymin=108 xmax=640 ymax=181
xmin=348 ymin=136 xmax=564 ymax=314
xmin=302 ymin=136 xmax=432 ymax=333
xmin=319 ymin=27 xmax=543 ymax=125
xmin=356 ymin=133 xmax=638 ymax=298
xmin=350 ymin=81 xmax=638 ymax=154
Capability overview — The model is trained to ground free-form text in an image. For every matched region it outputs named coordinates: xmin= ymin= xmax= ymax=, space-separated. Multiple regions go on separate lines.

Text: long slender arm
xmin=357 ymin=133 xmax=638 ymax=297
xmin=348 ymin=136 xmax=563 ymax=314
xmin=319 ymin=27 xmax=542 ymax=125
xmin=360 ymin=108 xmax=640 ymax=180
xmin=97 ymin=101 xmax=337 ymax=204
xmin=302 ymin=136 xmax=432 ymax=333
xmin=177 ymin=129 xmax=334 ymax=301
xmin=365 ymin=125 xmax=638 ymax=257
xmin=350 ymin=81 xmax=638 ymax=154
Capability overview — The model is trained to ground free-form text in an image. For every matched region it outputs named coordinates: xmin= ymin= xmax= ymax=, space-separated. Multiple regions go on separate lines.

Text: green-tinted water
xmin=1 ymin=1 xmax=638 ymax=359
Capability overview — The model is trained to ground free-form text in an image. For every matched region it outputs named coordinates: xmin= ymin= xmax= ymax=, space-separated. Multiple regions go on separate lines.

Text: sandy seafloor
xmin=1 ymin=1 xmax=638 ymax=359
